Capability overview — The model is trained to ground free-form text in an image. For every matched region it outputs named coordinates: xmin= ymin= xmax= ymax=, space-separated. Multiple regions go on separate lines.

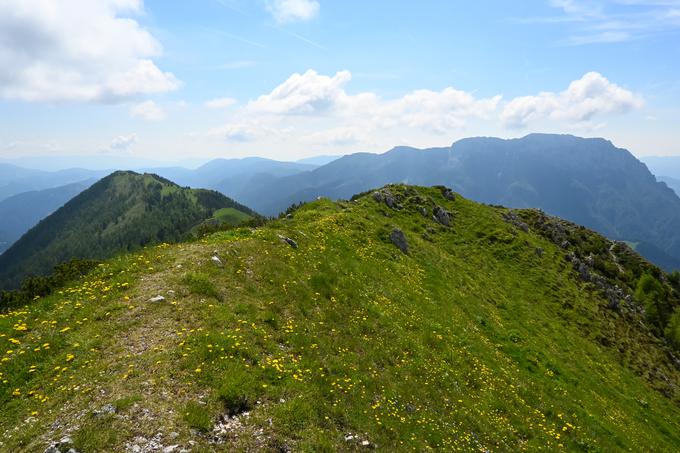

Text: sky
xmin=1 ymin=0 xmax=680 ymax=165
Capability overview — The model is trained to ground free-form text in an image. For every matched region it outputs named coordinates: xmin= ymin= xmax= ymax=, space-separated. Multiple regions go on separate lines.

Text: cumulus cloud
xmin=204 ymin=97 xmax=237 ymax=109
xmin=379 ymin=88 xmax=501 ymax=133
xmin=206 ymin=69 xmax=641 ymax=150
xmin=109 ymin=134 xmax=138 ymax=151
xmin=266 ymin=0 xmax=320 ymax=23
xmin=248 ymin=70 xmax=356 ymax=115
xmin=247 ymin=69 xmax=499 ymax=133
xmin=501 ymin=72 xmax=643 ymax=128
xmin=0 ymin=0 xmax=180 ymax=102
xmin=130 ymin=100 xmax=166 ymax=121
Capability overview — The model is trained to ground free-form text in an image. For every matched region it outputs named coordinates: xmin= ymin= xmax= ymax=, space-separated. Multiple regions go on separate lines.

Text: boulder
xmin=441 ymin=187 xmax=456 ymax=200
xmin=390 ymin=228 xmax=409 ymax=254
xmin=433 ymin=206 xmax=451 ymax=226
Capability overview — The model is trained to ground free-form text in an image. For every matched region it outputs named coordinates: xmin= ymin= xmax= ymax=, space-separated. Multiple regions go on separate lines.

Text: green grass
xmin=183 ymin=401 xmax=213 ymax=432
xmin=0 ymin=185 xmax=679 ymax=451
xmin=182 ymin=271 xmax=222 ymax=300
xmin=211 ymin=207 xmax=253 ymax=226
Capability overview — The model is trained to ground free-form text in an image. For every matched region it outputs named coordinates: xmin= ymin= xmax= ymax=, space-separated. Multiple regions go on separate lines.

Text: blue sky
xmin=1 ymin=0 xmax=679 ymax=163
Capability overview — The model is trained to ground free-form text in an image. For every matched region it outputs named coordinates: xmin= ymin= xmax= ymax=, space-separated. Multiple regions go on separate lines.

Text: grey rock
xmin=433 ymin=206 xmax=451 ymax=226
xmin=211 ymin=255 xmax=223 ymax=266
xmin=535 ymin=247 xmax=544 ymax=257
xmin=148 ymin=295 xmax=165 ymax=303
xmin=390 ymin=228 xmax=408 ymax=254
xmin=418 ymin=206 xmax=428 ymax=217
xmin=441 ymin=187 xmax=456 ymax=200
xmin=94 ymin=403 xmax=116 ymax=416
xmin=279 ymin=236 xmax=298 ymax=248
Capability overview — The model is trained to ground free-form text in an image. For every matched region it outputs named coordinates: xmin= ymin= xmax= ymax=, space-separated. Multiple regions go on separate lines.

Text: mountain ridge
xmin=0 ymin=171 xmax=256 ymax=289
xmin=0 ymin=184 xmax=678 ymax=451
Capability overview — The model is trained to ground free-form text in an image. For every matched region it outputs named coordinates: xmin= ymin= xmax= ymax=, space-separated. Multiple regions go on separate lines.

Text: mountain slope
xmin=0 ymin=171 xmax=256 ymax=289
xmin=0 ymin=185 xmax=678 ymax=451
xmin=233 ymin=134 xmax=680 ymax=271
xmin=659 ymin=175 xmax=680 ymax=197
xmin=0 ymin=181 xmax=93 ymax=254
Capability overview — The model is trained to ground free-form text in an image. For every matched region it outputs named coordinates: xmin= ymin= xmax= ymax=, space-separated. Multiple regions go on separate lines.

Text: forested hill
xmin=0 ymin=171 xmax=256 ymax=289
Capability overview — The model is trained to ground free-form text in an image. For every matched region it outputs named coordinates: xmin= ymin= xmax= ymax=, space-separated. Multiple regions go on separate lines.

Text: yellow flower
xmin=66 ymin=353 xmax=75 ymax=362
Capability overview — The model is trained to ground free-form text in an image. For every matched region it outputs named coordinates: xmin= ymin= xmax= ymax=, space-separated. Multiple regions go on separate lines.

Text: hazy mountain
xmin=0 ymin=164 xmax=106 ymax=202
xmin=0 ymin=155 xmax=206 ymax=172
xmin=659 ymin=175 xmax=680 ymax=197
xmin=0 ymin=181 xmax=93 ymax=254
xmin=0 ymin=171 xmax=256 ymax=289
xmin=2 ymin=185 xmax=679 ymax=451
xmin=230 ymin=134 xmax=680 ymax=270
xmin=150 ymin=157 xmax=316 ymax=192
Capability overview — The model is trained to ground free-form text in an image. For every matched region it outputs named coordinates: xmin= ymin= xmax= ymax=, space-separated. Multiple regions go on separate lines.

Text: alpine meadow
xmin=1 ymin=1 xmax=680 ymax=452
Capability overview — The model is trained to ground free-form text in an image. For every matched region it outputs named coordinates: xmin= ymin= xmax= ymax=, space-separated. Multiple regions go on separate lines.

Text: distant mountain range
xmin=0 ymin=164 xmax=106 ymax=202
xmin=189 ymin=134 xmax=680 ymax=271
xmin=0 ymin=181 xmax=93 ymax=254
xmin=0 ymin=171 xmax=255 ymax=289
xmin=3 ymin=134 xmax=680 ymax=272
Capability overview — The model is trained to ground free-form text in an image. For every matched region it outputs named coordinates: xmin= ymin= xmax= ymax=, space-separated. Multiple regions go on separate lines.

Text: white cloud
xmin=130 ymin=100 xmax=166 ymax=121
xmin=248 ymin=70 xmax=355 ymax=115
xmin=109 ymin=134 xmax=138 ymax=151
xmin=266 ymin=0 xmax=320 ymax=23
xmin=204 ymin=97 xmax=237 ymax=109
xmin=247 ymin=69 xmax=499 ymax=133
xmin=501 ymin=72 xmax=643 ymax=128
xmin=379 ymin=89 xmax=501 ymax=133
xmin=0 ymin=0 xmax=180 ymax=102
xmin=205 ymin=69 xmax=641 ymax=151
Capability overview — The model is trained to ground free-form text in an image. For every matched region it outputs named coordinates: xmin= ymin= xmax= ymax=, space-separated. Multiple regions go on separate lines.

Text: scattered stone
xmin=148 ymin=295 xmax=165 ymax=303
xmin=418 ymin=206 xmax=428 ymax=217
xmin=433 ymin=206 xmax=451 ymax=226
xmin=44 ymin=437 xmax=76 ymax=453
xmin=167 ymin=290 xmax=176 ymax=296
xmin=211 ymin=255 xmax=223 ymax=267
xmin=390 ymin=228 xmax=409 ymax=254
xmin=168 ymin=432 xmax=179 ymax=440
xmin=502 ymin=211 xmax=529 ymax=232
xmin=372 ymin=189 xmax=402 ymax=210
xmin=162 ymin=446 xmax=179 ymax=453
xmin=94 ymin=403 xmax=116 ymax=416
xmin=277 ymin=234 xmax=298 ymax=249
xmin=535 ymin=247 xmax=544 ymax=257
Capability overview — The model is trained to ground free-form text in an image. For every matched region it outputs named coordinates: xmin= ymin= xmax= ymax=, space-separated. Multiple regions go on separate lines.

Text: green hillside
xmin=0 ymin=171 xmax=257 ymax=290
xmin=1 ymin=185 xmax=679 ymax=452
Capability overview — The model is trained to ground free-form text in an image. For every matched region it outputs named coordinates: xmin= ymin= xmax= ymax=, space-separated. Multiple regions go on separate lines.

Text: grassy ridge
xmin=0 ymin=185 xmax=679 ymax=451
